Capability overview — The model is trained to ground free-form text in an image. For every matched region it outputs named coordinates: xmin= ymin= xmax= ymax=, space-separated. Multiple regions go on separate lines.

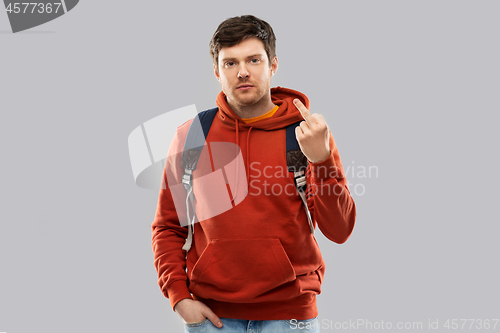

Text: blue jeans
xmin=184 ymin=317 xmax=320 ymax=333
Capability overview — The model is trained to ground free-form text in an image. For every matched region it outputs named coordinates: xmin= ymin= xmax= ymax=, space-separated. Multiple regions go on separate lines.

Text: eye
xmin=224 ymin=62 xmax=236 ymax=68
xmin=250 ymin=58 xmax=261 ymax=64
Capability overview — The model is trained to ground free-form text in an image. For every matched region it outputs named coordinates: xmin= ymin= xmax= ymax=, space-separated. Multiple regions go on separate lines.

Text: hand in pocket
xmin=175 ymin=298 xmax=223 ymax=327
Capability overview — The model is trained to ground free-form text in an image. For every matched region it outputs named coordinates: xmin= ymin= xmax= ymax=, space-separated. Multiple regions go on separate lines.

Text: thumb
xmin=201 ymin=306 xmax=223 ymax=328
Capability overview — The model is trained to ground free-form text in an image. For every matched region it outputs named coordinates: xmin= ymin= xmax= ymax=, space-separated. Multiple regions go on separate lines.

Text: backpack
xmin=180 ymin=107 xmax=313 ymax=252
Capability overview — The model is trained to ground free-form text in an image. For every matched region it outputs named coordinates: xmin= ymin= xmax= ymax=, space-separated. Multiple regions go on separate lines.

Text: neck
xmin=227 ymin=94 xmax=276 ymax=119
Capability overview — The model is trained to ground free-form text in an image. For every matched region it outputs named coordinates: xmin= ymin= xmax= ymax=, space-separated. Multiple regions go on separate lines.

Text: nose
xmin=238 ymin=64 xmax=249 ymax=78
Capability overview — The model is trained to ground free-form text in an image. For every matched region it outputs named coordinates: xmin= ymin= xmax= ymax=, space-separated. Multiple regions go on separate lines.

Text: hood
xmin=215 ymin=86 xmax=309 ymax=130
xmin=213 ymin=86 xmax=309 ymax=208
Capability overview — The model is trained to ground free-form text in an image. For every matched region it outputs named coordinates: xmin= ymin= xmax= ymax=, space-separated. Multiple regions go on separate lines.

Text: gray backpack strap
xmin=180 ymin=108 xmax=218 ymax=251
xmin=286 ymin=122 xmax=314 ymax=233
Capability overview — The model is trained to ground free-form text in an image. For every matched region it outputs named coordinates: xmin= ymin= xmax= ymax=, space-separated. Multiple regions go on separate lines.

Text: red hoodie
xmin=151 ymin=86 xmax=356 ymax=320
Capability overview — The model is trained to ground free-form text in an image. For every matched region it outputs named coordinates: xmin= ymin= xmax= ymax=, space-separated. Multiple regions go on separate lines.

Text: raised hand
xmin=293 ymin=99 xmax=331 ymax=163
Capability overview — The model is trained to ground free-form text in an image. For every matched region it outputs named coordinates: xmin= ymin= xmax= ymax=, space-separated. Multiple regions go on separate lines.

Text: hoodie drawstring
xmin=231 ymin=119 xmax=252 ymax=205
xmin=246 ymin=127 xmax=252 ymax=187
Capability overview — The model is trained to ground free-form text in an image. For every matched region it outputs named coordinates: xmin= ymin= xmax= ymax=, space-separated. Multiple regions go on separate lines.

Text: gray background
xmin=1 ymin=1 xmax=499 ymax=332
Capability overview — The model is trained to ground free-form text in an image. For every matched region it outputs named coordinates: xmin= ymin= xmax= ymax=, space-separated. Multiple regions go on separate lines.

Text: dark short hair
xmin=209 ymin=15 xmax=276 ymax=71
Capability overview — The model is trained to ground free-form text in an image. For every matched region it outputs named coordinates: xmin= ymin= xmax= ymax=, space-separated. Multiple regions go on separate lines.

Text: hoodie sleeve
xmin=306 ymin=132 xmax=356 ymax=244
xmin=151 ymin=124 xmax=194 ymax=311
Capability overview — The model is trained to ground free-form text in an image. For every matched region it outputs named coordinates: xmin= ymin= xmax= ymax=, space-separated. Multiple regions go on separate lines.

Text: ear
xmin=271 ymin=56 xmax=278 ymax=76
xmin=214 ymin=64 xmax=221 ymax=82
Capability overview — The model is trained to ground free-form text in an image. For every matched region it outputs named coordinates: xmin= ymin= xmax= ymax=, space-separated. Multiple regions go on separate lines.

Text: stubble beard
xmin=227 ymin=81 xmax=271 ymax=110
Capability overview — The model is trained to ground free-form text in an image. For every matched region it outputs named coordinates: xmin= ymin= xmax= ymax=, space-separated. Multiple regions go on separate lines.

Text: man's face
xmin=214 ymin=37 xmax=278 ymax=108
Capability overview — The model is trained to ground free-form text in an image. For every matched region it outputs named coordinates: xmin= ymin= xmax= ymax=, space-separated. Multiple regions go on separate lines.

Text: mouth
xmin=236 ymin=84 xmax=254 ymax=90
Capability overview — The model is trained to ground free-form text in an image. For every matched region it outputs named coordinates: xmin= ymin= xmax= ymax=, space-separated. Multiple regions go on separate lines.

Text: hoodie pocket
xmin=189 ymin=238 xmax=296 ymax=302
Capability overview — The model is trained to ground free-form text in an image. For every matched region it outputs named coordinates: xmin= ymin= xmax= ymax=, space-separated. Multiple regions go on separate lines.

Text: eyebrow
xmin=220 ymin=54 xmax=265 ymax=63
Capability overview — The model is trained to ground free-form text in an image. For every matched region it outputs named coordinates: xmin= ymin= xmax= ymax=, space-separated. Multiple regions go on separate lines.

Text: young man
xmin=151 ymin=15 xmax=356 ymax=332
